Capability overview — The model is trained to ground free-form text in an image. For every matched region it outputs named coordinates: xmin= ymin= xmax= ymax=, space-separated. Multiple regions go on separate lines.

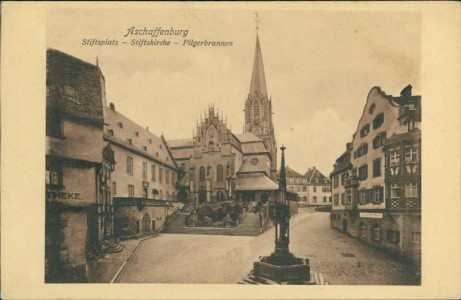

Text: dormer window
xmin=118 ymin=122 xmax=123 ymax=129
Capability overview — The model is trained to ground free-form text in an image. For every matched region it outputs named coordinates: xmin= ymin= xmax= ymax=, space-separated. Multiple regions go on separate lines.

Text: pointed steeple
xmin=249 ymin=34 xmax=268 ymax=99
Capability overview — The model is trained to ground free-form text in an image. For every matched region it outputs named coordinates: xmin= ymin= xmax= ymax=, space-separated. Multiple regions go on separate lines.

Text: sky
xmin=47 ymin=8 xmax=421 ymax=176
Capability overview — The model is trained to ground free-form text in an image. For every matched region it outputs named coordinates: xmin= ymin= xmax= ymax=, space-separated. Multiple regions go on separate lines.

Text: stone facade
xmin=330 ymin=85 xmax=421 ymax=265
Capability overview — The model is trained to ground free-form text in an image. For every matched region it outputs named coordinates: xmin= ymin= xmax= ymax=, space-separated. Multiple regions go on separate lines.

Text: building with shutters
xmin=330 ymin=85 xmax=421 ymax=264
xmin=284 ymin=166 xmax=331 ymax=207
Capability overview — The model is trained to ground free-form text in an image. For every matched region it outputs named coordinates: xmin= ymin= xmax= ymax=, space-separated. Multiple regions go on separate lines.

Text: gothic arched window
xmin=254 ymin=100 xmax=261 ymax=119
xmin=217 ymin=165 xmax=224 ymax=182
xmin=199 ymin=167 xmax=205 ymax=182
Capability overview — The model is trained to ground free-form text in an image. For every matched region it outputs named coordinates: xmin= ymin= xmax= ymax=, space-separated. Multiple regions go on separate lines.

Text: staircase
xmin=162 ymin=212 xmax=265 ymax=236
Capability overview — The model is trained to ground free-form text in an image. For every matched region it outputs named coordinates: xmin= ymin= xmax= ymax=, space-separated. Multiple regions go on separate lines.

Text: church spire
xmin=249 ymin=34 xmax=268 ymax=99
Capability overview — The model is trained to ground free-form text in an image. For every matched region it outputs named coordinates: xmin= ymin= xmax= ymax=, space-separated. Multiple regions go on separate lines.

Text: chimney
xmin=109 ymin=103 xmax=115 ymax=111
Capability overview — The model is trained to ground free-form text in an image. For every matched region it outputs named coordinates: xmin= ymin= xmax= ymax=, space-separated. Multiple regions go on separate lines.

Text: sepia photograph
xmin=2 ymin=1 xmax=461 ymax=299
xmin=44 ymin=7 xmax=421 ymax=285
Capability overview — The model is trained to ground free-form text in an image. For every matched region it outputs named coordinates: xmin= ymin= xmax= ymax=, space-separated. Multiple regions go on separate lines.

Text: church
xmin=168 ymin=34 xmax=278 ymax=204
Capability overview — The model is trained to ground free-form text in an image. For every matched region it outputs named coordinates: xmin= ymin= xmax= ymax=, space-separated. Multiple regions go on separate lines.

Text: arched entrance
xmin=142 ymin=213 xmax=151 ymax=234
xmin=216 ymin=190 xmax=225 ymax=201
xmin=260 ymin=192 xmax=269 ymax=204
xmin=198 ymin=191 xmax=206 ymax=204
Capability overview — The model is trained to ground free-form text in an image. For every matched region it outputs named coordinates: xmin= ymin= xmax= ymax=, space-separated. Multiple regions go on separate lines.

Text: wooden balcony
xmin=344 ymin=177 xmax=359 ymax=188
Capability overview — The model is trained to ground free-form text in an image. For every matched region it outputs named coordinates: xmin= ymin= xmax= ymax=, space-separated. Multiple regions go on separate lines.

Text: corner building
xmin=330 ymin=85 xmax=421 ymax=265
xmin=45 ymin=49 xmax=110 ymax=282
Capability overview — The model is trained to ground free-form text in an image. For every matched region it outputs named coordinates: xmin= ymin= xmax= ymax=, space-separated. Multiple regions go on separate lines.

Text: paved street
xmin=116 ymin=208 xmax=420 ymax=285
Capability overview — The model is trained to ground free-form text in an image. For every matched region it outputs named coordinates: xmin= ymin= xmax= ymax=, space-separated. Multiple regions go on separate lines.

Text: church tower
xmin=244 ymin=34 xmax=277 ymax=180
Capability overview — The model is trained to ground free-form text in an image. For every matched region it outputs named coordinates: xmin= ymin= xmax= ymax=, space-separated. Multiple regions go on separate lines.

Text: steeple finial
xmin=255 ymin=12 xmax=260 ymax=32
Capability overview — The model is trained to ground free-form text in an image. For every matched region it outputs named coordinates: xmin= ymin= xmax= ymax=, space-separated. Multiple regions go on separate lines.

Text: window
xmin=369 ymin=103 xmax=376 ymax=114
xmin=143 ymin=188 xmax=148 ymax=198
xmin=346 ymin=189 xmax=352 ymax=204
xmin=171 ymin=173 xmax=175 ymax=186
xmin=412 ymin=232 xmax=421 ymax=243
xmin=322 ymin=186 xmax=331 ymax=193
xmin=323 ymin=196 xmax=327 ymax=202
xmin=254 ymin=102 xmax=260 ymax=119
xmin=405 ymin=182 xmax=418 ymax=198
xmin=359 ymin=189 xmax=368 ymax=205
xmin=143 ymin=146 xmax=147 ymax=151
xmin=190 ymin=167 xmax=195 ymax=181
xmin=313 ymin=187 xmax=317 ymax=192
xmin=128 ymin=185 xmax=135 ymax=197
xmin=373 ymin=113 xmax=384 ymax=130
xmin=329 ymin=196 xmax=332 ymax=202
xmin=166 ymin=170 xmax=170 ymax=184
xmin=390 ymin=184 xmax=400 ymax=198
xmin=341 ymin=193 xmax=345 ymax=205
xmin=159 ymin=190 xmax=163 ymax=200
xmin=63 ymin=85 xmax=77 ymax=98
xmin=373 ymin=132 xmax=386 ymax=149
xmin=118 ymin=122 xmax=123 ymax=128
xmin=46 ymin=165 xmax=62 ymax=186
xmin=390 ymin=149 xmax=400 ymax=166
xmin=373 ymin=186 xmax=384 ymax=203
xmin=199 ymin=167 xmax=205 ymax=182
xmin=127 ymin=156 xmax=133 ymax=175
xmin=373 ymin=158 xmax=381 ymax=177
xmin=112 ymin=182 xmax=116 ymax=195
xmin=217 ymin=164 xmax=224 ymax=182
xmin=333 ymin=176 xmax=339 ymax=188
xmin=360 ymin=223 xmax=367 ymax=239
xmin=46 ymin=111 xmax=63 ymax=137
xmin=354 ymin=143 xmax=368 ymax=158
xmin=372 ymin=223 xmax=382 ymax=241
xmin=341 ymin=173 xmax=348 ymax=186
xmin=405 ymin=147 xmax=419 ymax=164
xmin=387 ymin=231 xmax=400 ymax=243
xmin=135 ymin=131 xmax=139 ymax=137
xmin=159 ymin=168 xmax=163 ymax=183
xmin=128 ymin=138 xmax=132 ymax=145
xmin=360 ymin=124 xmax=370 ymax=138
xmin=334 ymin=194 xmax=339 ymax=206
xmin=151 ymin=165 xmax=156 ymax=181
xmin=302 ymin=186 xmax=307 ymax=192
xmin=108 ymin=129 xmax=114 ymax=136
xmin=142 ymin=162 xmax=147 ymax=180
xmin=359 ymin=165 xmax=368 ymax=180
xmin=313 ymin=196 xmax=317 ymax=203
xmin=149 ymin=139 xmax=152 ymax=144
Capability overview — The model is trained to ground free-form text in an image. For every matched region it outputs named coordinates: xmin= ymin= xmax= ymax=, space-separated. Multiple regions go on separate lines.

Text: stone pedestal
xmin=253 ymin=256 xmax=315 ymax=284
